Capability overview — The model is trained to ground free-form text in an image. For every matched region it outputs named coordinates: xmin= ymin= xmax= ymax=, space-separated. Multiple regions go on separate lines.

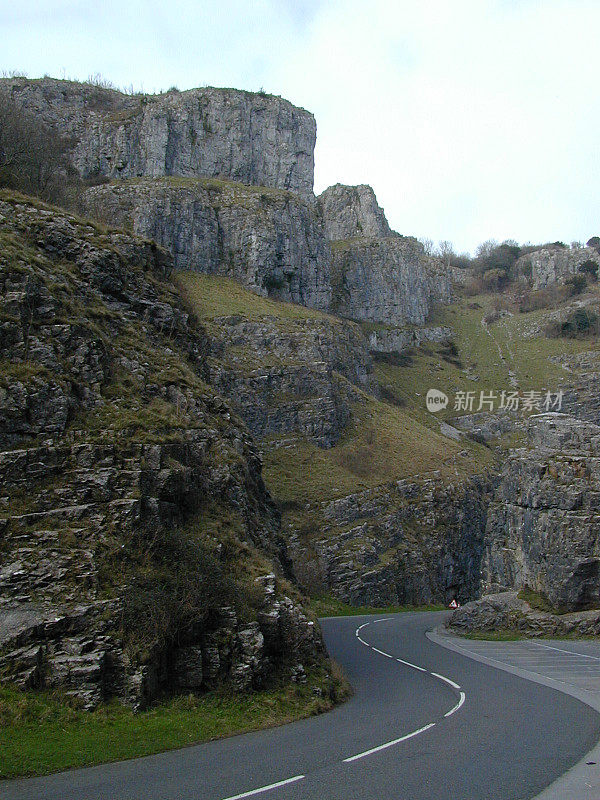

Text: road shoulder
xmin=427 ymin=626 xmax=600 ymax=800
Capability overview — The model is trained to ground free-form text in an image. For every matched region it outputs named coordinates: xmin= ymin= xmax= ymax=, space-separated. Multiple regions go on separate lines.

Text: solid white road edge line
xmin=343 ymin=723 xmax=436 ymax=763
xmin=444 ymin=691 xmax=466 ymax=718
xmin=221 ymin=775 xmax=305 ymax=800
xmin=430 ymin=672 xmax=461 ymax=690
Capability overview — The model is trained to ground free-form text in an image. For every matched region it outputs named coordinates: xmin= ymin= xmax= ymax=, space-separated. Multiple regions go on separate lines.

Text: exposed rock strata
xmin=448 ymin=591 xmax=600 ymax=637
xmin=0 ymin=195 xmax=325 ymax=708
xmin=366 ymin=325 xmax=452 ymax=354
xmin=204 ymin=312 xmax=373 ymax=447
xmin=80 ymin=178 xmax=332 ymax=309
xmin=330 ymin=237 xmax=452 ymax=325
xmin=516 ymin=245 xmax=599 ymax=289
xmin=288 ymin=473 xmax=493 ymax=606
xmin=1 ymin=78 xmax=316 ymax=197
xmin=482 ymin=414 xmax=600 ymax=611
xmin=318 ymin=184 xmax=393 ymax=240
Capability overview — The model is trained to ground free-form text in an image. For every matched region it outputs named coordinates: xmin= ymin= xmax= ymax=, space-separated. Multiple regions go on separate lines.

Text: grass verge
xmin=0 ymin=663 xmax=351 ymax=779
xmin=311 ymin=594 xmax=444 ymax=617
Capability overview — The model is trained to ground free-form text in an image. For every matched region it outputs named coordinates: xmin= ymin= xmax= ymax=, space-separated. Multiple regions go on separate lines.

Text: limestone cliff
xmin=0 ymin=193 xmax=326 ymax=708
xmin=1 ymin=78 xmax=316 ymax=197
xmin=516 ymin=244 xmax=599 ymax=289
xmin=4 ymin=79 xmax=454 ymax=332
xmin=483 ymin=413 xmax=600 ymax=611
xmin=319 ymin=183 xmax=452 ymax=327
xmin=330 ymin=236 xmax=451 ymax=326
xmin=80 ymin=178 xmax=332 ymax=310
xmin=318 ymin=184 xmax=393 ymax=240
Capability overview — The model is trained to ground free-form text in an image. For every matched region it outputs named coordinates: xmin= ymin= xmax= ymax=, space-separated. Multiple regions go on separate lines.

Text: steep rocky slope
xmin=318 ymin=184 xmax=393 ymax=240
xmin=174 ymin=272 xmax=493 ymax=607
xmin=483 ymin=413 xmax=600 ymax=611
xmin=319 ymin=183 xmax=452 ymax=329
xmin=3 ymin=78 xmax=454 ymax=329
xmin=516 ymin=244 xmax=599 ymax=289
xmin=329 ymin=236 xmax=451 ymax=326
xmin=0 ymin=192 xmax=326 ymax=708
xmin=1 ymin=78 xmax=316 ymax=197
xmin=5 ymin=76 xmax=600 ymax=640
xmin=79 ymin=177 xmax=332 ymax=310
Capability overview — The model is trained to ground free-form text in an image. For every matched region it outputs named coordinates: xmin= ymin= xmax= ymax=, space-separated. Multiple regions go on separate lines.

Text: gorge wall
xmin=5 ymin=75 xmax=600 ymax=660
xmin=0 ymin=194 xmax=326 ymax=709
xmin=2 ymin=78 xmax=316 ymax=197
xmin=483 ymin=413 xmax=600 ymax=612
xmin=516 ymin=244 xmax=600 ymax=289
xmin=2 ymin=77 xmax=453 ymax=327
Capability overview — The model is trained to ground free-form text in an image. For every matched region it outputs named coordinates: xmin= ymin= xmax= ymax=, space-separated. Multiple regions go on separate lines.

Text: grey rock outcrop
xmin=318 ymin=184 xmax=393 ymax=240
xmin=448 ymin=591 xmax=600 ymax=637
xmin=206 ymin=312 xmax=372 ymax=447
xmin=482 ymin=413 xmax=600 ymax=611
xmin=2 ymin=78 xmax=316 ymax=197
xmin=288 ymin=473 xmax=493 ymax=606
xmin=366 ymin=325 xmax=452 ymax=354
xmin=0 ymin=194 xmax=326 ymax=708
xmin=80 ymin=178 xmax=332 ymax=309
xmin=330 ymin=236 xmax=452 ymax=325
xmin=516 ymin=245 xmax=599 ymax=289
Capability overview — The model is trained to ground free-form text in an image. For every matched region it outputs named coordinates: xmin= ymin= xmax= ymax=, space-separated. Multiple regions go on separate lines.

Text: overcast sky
xmin=2 ymin=0 xmax=599 ymax=253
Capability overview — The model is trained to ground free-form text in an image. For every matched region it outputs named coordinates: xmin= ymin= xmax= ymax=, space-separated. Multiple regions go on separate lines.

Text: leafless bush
xmin=0 ymin=91 xmax=75 ymax=202
xmin=517 ymin=286 xmax=565 ymax=313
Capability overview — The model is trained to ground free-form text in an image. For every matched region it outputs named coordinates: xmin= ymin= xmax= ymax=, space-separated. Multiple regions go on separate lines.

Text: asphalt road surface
xmin=4 ymin=611 xmax=600 ymax=800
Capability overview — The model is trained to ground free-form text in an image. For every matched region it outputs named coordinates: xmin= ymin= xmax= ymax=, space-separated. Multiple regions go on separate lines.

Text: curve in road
xmin=3 ymin=611 xmax=600 ymax=800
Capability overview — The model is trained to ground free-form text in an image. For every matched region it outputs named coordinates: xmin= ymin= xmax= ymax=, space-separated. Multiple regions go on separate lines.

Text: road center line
xmin=372 ymin=646 xmax=394 ymax=658
xmin=221 ymin=775 xmax=305 ymax=800
xmin=350 ymin=619 xmax=466 ymax=763
xmin=397 ymin=657 xmax=427 ymax=673
xmin=444 ymin=691 xmax=466 ymax=718
xmin=343 ymin=723 xmax=436 ymax=763
xmin=430 ymin=672 xmax=461 ymax=690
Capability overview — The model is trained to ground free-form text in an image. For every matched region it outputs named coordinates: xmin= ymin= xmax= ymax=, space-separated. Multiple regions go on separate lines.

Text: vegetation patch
xmin=310 ymin=594 xmax=444 ymax=617
xmin=174 ymin=270 xmax=338 ymax=323
xmin=0 ymin=664 xmax=351 ymax=779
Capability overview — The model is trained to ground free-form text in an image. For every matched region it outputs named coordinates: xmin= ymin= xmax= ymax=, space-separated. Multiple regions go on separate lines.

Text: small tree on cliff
xmin=0 ymin=91 xmax=73 ymax=202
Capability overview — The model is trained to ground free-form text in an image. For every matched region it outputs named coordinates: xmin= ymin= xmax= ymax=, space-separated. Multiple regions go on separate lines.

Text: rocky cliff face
xmin=317 ymin=182 xmax=452 ymax=327
xmin=5 ymin=79 xmax=454 ymax=332
xmin=516 ymin=245 xmax=599 ymax=289
xmin=288 ymin=473 xmax=493 ymax=607
xmin=2 ymin=78 xmax=316 ymax=197
xmin=318 ymin=184 xmax=393 ymax=240
xmin=203 ymin=308 xmax=372 ymax=448
xmin=330 ymin=236 xmax=452 ymax=325
xmin=0 ymin=193 xmax=326 ymax=708
xmin=482 ymin=414 xmax=600 ymax=611
xmin=80 ymin=178 xmax=332 ymax=310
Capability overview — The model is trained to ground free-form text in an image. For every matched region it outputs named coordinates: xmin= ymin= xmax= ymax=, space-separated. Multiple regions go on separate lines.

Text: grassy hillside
xmin=375 ymin=290 xmax=600 ymax=426
xmin=175 ymin=272 xmax=489 ymax=503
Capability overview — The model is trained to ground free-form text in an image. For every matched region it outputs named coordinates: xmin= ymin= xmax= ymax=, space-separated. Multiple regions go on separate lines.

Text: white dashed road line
xmin=444 ymin=692 xmax=466 ymax=718
xmin=222 ymin=775 xmax=305 ymax=800
xmin=347 ymin=619 xmax=467 ymax=762
xmin=430 ymin=672 xmax=461 ymax=690
xmin=343 ymin=723 xmax=437 ymax=763
xmin=222 ymin=618 xmax=466 ymax=798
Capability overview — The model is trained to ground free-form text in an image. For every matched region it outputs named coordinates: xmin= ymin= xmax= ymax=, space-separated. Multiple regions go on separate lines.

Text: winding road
xmin=4 ymin=611 xmax=600 ymax=800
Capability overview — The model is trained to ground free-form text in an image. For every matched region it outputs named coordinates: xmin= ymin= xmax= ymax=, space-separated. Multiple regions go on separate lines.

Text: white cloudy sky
xmin=2 ymin=0 xmax=599 ymax=253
